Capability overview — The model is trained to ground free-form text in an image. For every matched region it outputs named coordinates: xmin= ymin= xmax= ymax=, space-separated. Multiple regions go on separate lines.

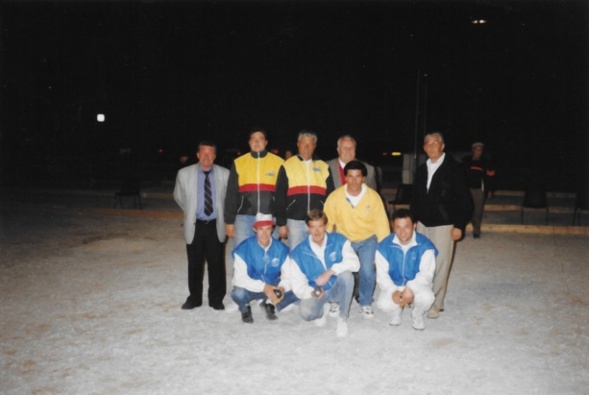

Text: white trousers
xmin=377 ymin=285 xmax=434 ymax=316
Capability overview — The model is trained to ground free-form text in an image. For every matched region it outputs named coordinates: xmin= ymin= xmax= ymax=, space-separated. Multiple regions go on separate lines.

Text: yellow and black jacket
xmin=275 ymin=155 xmax=334 ymax=226
xmin=224 ymin=151 xmax=284 ymax=224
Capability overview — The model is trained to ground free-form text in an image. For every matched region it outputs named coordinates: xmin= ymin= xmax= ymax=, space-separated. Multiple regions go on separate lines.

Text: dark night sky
xmin=1 ymin=0 xmax=588 ymax=188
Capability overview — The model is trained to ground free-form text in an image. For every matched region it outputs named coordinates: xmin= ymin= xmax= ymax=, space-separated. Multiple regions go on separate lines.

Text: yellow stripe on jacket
xmin=235 ymin=152 xmax=284 ymax=192
xmin=281 ymin=157 xmax=329 ymax=196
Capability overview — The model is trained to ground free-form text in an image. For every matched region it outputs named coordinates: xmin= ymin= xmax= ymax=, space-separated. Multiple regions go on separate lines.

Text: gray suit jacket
xmin=174 ymin=163 xmax=229 ymax=244
xmin=326 ymin=158 xmax=378 ymax=191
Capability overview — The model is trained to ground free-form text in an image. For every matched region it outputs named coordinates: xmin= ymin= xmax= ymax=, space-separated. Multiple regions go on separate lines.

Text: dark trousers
xmin=470 ymin=188 xmax=485 ymax=235
xmin=186 ymin=220 xmax=226 ymax=306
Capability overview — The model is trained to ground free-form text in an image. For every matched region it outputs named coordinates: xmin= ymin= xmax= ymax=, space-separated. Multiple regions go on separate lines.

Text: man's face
xmin=307 ymin=219 xmax=326 ymax=245
xmin=472 ymin=146 xmax=483 ymax=160
xmin=337 ymin=138 xmax=356 ymax=164
xmin=297 ymin=136 xmax=316 ymax=160
xmin=249 ymin=132 xmax=268 ymax=153
xmin=423 ymin=135 xmax=445 ymax=162
xmin=393 ymin=217 xmax=415 ymax=245
xmin=345 ymin=169 xmax=365 ymax=195
xmin=255 ymin=225 xmax=273 ymax=247
xmin=196 ymin=145 xmax=216 ymax=170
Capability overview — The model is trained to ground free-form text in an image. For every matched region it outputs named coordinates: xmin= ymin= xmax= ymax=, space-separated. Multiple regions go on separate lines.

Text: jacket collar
xmin=250 ymin=150 xmax=268 ymax=159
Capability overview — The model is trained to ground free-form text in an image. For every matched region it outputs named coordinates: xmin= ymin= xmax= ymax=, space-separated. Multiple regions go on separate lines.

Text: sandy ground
xmin=1 ymin=193 xmax=588 ymax=394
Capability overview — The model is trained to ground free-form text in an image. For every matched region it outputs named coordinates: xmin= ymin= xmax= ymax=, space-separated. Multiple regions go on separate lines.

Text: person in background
xmin=326 ymin=135 xmax=377 ymax=191
xmin=174 ymin=141 xmax=229 ymax=311
xmin=177 ymin=154 xmax=194 ymax=170
xmin=462 ymin=142 xmax=496 ymax=238
xmin=231 ymin=213 xmax=298 ymax=324
xmin=323 ymin=160 xmax=390 ymax=319
xmin=375 ymin=209 xmax=437 ymax=330
xmin=287 ymin=209 xmax=360 ymax=338
xmin=224 ymin=127 xmax=284 ymax=248
xmin=411 ymin=132 xmax=473 ymax=320
xmin=275 ymin=129 xmax=334 ymax=249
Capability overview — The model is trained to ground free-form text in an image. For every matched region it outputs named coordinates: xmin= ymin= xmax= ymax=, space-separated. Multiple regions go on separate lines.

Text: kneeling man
xmin=231 ymin=213 xmax=297 ymax=324
xmin=375 ymin=209 xmax=437 ymax=330
xmin=288 ymin=209 xmax=360 ymax=338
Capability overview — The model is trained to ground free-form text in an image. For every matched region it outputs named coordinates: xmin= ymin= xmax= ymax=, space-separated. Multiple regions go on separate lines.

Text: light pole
xmin=413 ymin=71 xmax=428 ymax=179
xmin=413 ymin=70 xmax=421 ymax=171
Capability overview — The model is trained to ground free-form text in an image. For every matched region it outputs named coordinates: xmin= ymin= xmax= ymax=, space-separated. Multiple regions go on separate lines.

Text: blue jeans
xmin=234 ymin=215 xmax=279 ymax=248
xmin=231 ymin=286 xmax=298 ymax=313
xmin=299 ymin=271 xmax=355 ymax=321
xmin=285 ymin=219 xmax=309 ymax=250
xmin=351 ymin=235 xmax=377 ymax=307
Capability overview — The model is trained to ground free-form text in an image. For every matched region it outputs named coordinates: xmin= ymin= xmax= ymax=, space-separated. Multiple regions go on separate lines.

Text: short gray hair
xmin=298 ymin=129 xmax=318 ymax=145
xmin=424 ymin=132 xmax=444 ymax=144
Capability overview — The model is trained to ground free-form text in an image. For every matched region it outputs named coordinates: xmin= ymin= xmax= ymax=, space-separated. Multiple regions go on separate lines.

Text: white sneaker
xmin=314 ymin=304 xmax=329 ymax=327
xmin=412 ymin=310 xmax=426 ymax=331
xmin=336 ymin=318 xmax=348 ymax=338
xmin=360 ymin=305 xmax=374 ymax=319
xmin=389 ymin=309 xmax=402 ymax=326
xmin=328 ymin=303 xmax=339 ymax=318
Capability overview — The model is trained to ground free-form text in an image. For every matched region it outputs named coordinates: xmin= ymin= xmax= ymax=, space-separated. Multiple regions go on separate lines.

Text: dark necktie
xmin=204 ymin=171 xmax=213 ymax=216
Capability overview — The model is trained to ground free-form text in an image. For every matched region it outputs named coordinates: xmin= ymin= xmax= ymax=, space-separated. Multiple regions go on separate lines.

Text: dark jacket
xmin=411 ymin=154 xmax=473 ymax=230
xmin=461 ymin=154 xmax=496 ymax=195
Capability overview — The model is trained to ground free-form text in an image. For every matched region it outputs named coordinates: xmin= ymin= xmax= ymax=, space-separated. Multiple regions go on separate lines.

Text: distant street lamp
xmin=97 ymin=113 xmax=105 ymax=122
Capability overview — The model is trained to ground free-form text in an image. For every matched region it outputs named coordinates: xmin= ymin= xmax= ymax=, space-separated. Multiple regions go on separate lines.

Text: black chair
xmin=572 ymin=190 xmax=589 ymax=226
xmin=374 ymin=166 xmax=383 ymax=194
xmin=389 ymin=184 xmax=413 ymax=211
xmin=114 ymin=178 xmax=142 ymax=209
xmin=521 ymin=187 xmax=548 ymax=225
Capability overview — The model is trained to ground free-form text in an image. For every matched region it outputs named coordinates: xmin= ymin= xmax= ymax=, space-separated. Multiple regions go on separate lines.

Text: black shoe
xmin=261 ymin=301 xmax=278 ymax=320
xmin=210 ymin=303 xmax=225 ymax=311
xmin=473 ymin=233 xmax=481 ymax=239
xmin=241 ymin=306 xmax=253 ymax=324
xmin=181 ymin=297 xmax=202 ymax=310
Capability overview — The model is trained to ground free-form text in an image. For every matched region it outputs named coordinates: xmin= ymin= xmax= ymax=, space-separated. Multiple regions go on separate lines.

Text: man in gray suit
xmin=327 ymin=135 xmax=378 ymax=191
xmin=174 ymin=141 xmax=230 ymax=310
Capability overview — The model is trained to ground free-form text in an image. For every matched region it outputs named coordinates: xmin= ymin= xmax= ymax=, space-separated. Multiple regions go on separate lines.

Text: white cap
xmin=253 ymin=213 xmax=274 ymax=228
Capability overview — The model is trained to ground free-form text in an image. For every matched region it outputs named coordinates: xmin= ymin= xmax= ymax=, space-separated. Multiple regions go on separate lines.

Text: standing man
xmin=224 ymin=128 xmax=284 ymax=247
xmin=323 ymin=160 xmax=390 ymax=319
xmin=375 ymin=209 xmax=437 ymax=330
xmin=275 ymin=129 xmax=334 ymax=249
xmin=327 ymin=135 xmax=378 ymax=191
xmin=411 ymin=132 xmax=473 ymax=319
xmin=287 ymin=209 xmax=360 ymax=338
xmin=231 ymin=213 xmax=298 ymax=324
xmin=174 ymin=141 xmax=229 ymax=311
xmin=462 ymin=142 xmax=496 ymax=238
